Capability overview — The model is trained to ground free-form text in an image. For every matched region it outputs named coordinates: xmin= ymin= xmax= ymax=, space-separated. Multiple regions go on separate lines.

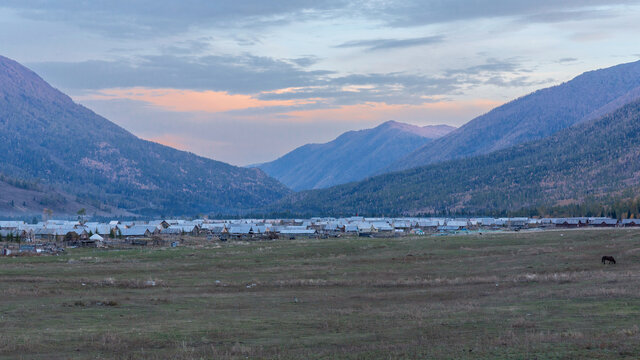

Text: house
xmin=120 ymin=225 xmax=155 ymax=238
xmin=83 ymin=224 xmax=112 ymax=236
xmin=280 ymin=229 xmax=317 ymax=239
xmin=177 ymin=224 xmax=199 ymax=235
xmin=62 ymin=228 xmax=89 ymax=243
xmin=344 ymin=224 xmax=359 ymax=233
xmin=393 ymin=221 xmax=412 ymax=230
xmin=416 ymin=220 xmax=439 ymax=230
xmin=90 ymin=234 xmax=104 ymax=242
xmin=554 ymin=218 xmax=580 ymax=228
xmin=589 ymin=219 xmax=618 ymax=227
xmin=149 ymin=220 xmax=171 ymax=229
xmin=621 ymin=219 xmax=640 ymax=227
xmin=0 ymin=221 xmax=26 ymax=230
xmin=323 ymin=222 xmax=344 ymax=234
xmin=225 ymin=225 xmax=254 ymax=238
xmin=35 ymin=228 xmax=58 ymax=241
xmin=372 ymin=222 xmax=393 ymax=232
xmin=356 ymin=222 xmax=375 ymax=235
xmin=160 ymin=227 xmax=183 ymax=237
xmin=252 ymin=225 xmax=271 ymax=234
xmin=507 ymin=218 xmax=529 ymax=229
xmin=160 ymin=227 xmax=182 ymax=234
xmin=438 ymin=225 xmax=462 ymax=232
xmin=446 ymin=220 xmax=468 ymax=230
xmin=476 ymin=218 xmax=496 ymax=227
xmin=201 ymin=223 xmax=225 ymax=234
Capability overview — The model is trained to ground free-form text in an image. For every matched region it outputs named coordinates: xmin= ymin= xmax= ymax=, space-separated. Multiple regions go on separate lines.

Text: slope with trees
xmin=257 ymin=121 xmax=454 ymax=190
xmin=394 ymin=60 xmax=640 ymax=171
xmin=0 ymin=55 xmax=290 ymax=216
xmin=271 ymin=99 xmax=640 ymax=217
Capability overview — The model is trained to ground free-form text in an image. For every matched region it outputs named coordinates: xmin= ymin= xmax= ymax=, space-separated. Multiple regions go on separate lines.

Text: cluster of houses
xmin=1 ymin=216 xmax=639 ymax=248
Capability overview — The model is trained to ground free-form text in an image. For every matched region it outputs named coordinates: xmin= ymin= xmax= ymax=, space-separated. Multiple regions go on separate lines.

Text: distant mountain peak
xmin=377 ymin=120 xmax=456 ymax=139
xmin=257 ymin=120 xmax=455 ymax=190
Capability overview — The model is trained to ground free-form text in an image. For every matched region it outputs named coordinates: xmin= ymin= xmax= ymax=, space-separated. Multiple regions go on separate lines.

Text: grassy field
xmin=2 ymin=229 xmax=640 ymax=359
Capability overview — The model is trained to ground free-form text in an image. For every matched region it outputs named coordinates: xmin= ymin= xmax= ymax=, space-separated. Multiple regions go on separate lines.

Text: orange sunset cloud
xmin=80 ymin=87 xmax=502 ymax=126
xmin=82 ymin=87 xmax=313 ymax=113
xmin=283 ymin=99 xmax=503 ymax=123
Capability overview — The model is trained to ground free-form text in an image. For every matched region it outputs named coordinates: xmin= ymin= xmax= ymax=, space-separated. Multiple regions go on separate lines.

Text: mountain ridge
xmin=268 ymin=96 xmax=640 ymax=217
xmin=0 ymin=55 xmax=291 ymax=216
xmin=393 ymin=60 xmax=640 ymax=171
xmin=257 ymin=121 xmax=455 ymax=190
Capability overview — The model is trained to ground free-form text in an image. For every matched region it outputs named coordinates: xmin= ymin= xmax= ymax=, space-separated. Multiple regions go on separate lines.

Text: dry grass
xmin=2 ymin=229 xmax=640 ymax=359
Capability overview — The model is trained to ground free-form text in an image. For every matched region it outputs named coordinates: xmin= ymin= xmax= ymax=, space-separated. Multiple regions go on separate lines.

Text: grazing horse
xmin=601 ymin=256 xmax=616 ymax=264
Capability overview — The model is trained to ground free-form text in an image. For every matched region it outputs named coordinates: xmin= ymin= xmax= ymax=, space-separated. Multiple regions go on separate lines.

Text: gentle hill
xmin=394 ymin=60 xmax=640 ymax=170
xmin=257 ymin=121 xmax=455 ymax=190
xmin=0 ymin=55 xmax=290 ymax=216
xmin=270 ymin=98 xmax=640 ymax=217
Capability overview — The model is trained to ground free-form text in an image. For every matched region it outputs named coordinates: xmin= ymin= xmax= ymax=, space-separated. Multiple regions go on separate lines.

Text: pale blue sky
xmin=1 ymin=1 xmax=639 ymax=165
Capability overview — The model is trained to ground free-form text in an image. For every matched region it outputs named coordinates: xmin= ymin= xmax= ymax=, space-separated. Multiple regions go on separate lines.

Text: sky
xmin=1 ymin=1 xmax=640 ymax=166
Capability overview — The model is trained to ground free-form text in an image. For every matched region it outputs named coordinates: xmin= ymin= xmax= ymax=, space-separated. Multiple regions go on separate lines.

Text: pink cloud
xmin=80 ymin=87 xmax=312 ymax=113
xmin=283 ymin=99 xmax=502 ymax=125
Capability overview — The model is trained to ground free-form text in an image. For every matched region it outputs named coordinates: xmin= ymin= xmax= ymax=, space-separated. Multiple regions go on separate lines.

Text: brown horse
xmin=601 ymin=256 xmax=616 ymax=264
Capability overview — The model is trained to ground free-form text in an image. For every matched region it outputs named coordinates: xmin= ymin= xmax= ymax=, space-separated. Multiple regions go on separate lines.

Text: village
xmin=0 ymin=215 xmax=638 ymax=255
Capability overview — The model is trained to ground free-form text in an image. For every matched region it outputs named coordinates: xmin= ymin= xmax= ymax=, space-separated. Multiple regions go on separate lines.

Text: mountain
xmin=269 ymin=98 xmax=640 ymax=217
xmin=0 ymin=55 xmax=290 ymax=216
xmin=393 ymin=60 xmax=640 ymax=171
xmin=256 ymin=121 xmax=455 ymax=190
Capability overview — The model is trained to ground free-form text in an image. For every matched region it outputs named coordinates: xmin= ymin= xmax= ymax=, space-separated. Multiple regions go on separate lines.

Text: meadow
xmin=2 ymin=229 xmax=640 ymax=359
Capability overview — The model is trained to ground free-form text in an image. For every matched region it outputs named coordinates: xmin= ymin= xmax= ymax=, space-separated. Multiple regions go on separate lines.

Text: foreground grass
xmin=2 ymin=229 xmax=640 ymax=359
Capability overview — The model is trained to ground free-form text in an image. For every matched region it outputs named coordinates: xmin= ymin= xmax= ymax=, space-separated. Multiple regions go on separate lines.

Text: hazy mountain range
xmin=0 ymin=55 xmax=290 ymax=216
xmin=3 ymin=55 xmax=640 ymax=217
xmin=256 ymin=121 xmax=455 ymax=190
xmin=263 ymin=60 xmax=640 ymax=216
xmin=270 ymin=98 xmax=640 ymax=217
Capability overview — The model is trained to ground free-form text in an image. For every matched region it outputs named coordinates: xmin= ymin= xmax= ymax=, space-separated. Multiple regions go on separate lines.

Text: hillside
xmin=394 ymin=60 xmax=640 ymax=170
xmin=270 ymin=99 xmax=640 ymax=217
xmin=0 ymin=55 xmax=291 ymax=216
xmin=257 ymin=121 xmax=455 ymax=190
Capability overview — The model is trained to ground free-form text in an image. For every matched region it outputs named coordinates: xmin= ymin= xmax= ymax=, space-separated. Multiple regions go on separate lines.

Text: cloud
xmin=2 ymin=0 xmax=634 ymax=41
xmin=29 ymin=54 xmax=465 ymax=107
xmin=485 ymin=76 xmax=553 ymax=88
xmin=0 ymin=0 xmax=351 ymax=37
xmin=557 ymin=57 xmax=579 ymax=63
xmin=79 ymin=96 xmax=501 ymax=165
xmin=365 ymin=0 xmax=636 ymax=27
xmin=571 ymin=32 xmax=612 ymax=42
xmin=445 ymin=58 xmax=523 ymax=76
xmin=28 ymin=54 xmax=333 ymax=93
xmin=289 ymin=56 xmax=321 ymax=68
xmin=335 ymin=35 xmax=444 ymax=51
xmin=31 ymin=52 xmax=542 ymax=117
xmin=282 ymin=99 xmax=502 ymax=125
xmin=522 ymin=9 xmax=614 ymax=23
xmin=79 ymin=87 xmax=314 ymax=113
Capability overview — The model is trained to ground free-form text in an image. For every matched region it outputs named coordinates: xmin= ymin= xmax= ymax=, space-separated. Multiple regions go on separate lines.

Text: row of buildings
xmin=0 ymin=216 xmax=638 ymax=244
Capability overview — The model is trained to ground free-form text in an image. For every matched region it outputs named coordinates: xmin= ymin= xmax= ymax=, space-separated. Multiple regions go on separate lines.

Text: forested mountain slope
xmin=257 ymin=121 xmax=454 ymax=190
xmin=271 ymin=99 xmax=640 ymax=217
xmin=0 ymin=55 xmax=290 ymax=216
xmin=394 ymin=60 xmax=640 ymax=170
